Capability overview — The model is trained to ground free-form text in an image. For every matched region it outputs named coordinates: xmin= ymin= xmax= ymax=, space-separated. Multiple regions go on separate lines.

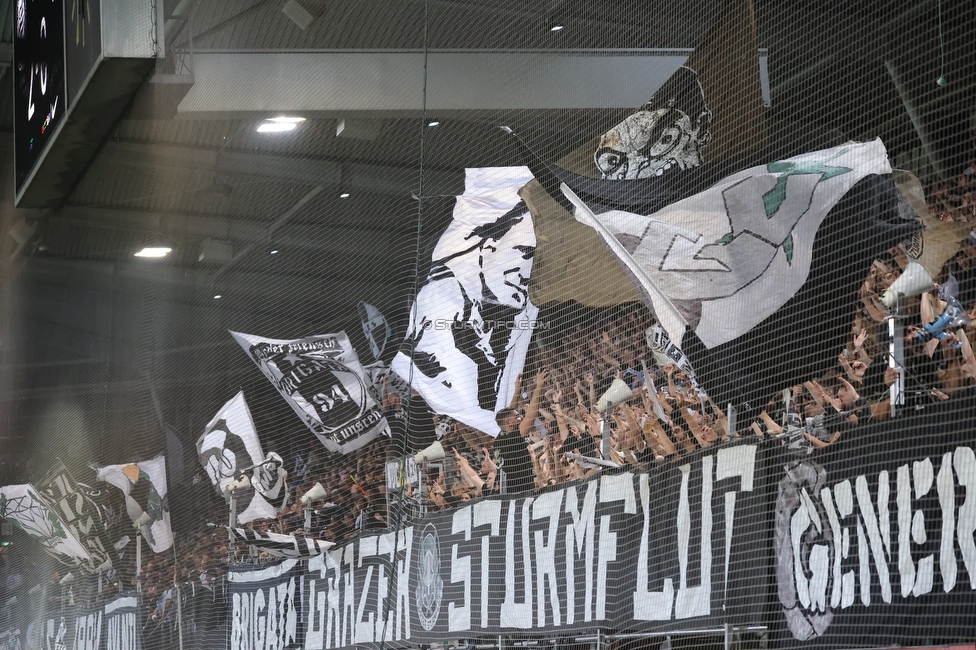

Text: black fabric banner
xmin=770 ymin=389 xmax=976 ymax=648
xmin=0 ymin=592 xmax=143 ymax=650
xmin=300 ymin=441 xmax=772 ymax=648
xmin=228 ymin=559 xmax=305 ymax=650
xmin=104 ymin=594 xmax=142 ymax=650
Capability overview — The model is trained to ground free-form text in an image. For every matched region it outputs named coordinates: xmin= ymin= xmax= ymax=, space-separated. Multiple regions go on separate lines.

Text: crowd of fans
xmin=46 ymin=160 xmax=976 ymax=625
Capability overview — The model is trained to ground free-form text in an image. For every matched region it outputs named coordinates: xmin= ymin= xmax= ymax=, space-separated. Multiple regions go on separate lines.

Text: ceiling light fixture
xmin=213 ymin=294 xmax=222 ymax=300
xmin=134 ymin=246 xmax=172 ymax=258
xmin=269 ymin=249 xmax=280 ymax=255
xmin=339 ymin=192 xmax=350 ymax=198
xmin=257 ymin=116 xmax=306 ymax=133
xmin=550 ymin=24 xmax=564 ymax=31
xmin=257 ymin=122 xmax=298 ymax=133
xmin=427 ymin=120 xmax=440 ymax=127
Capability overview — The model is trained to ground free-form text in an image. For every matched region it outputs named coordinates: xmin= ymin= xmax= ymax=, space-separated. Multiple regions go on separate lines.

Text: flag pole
xmin=173 ymin=534 xmax=185 ymax=650
xmin=135 ymin=535 xmax=142 ymax=594
xmin=561 ymin=183 xmax=689 ymax=344
xmin=228 ymin=493 xmax=237 ymax=564
xmin=887 ymin=293 xmax=906 ymax=415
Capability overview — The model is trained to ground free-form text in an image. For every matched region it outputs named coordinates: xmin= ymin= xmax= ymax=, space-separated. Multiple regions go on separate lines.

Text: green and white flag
xmin=568 ymin=139 xmax=891 ymax=349
xmin=0 ymin=483 xmax=94 ymax=569
xmin=96 ymin=456 xmax=174 ymax=553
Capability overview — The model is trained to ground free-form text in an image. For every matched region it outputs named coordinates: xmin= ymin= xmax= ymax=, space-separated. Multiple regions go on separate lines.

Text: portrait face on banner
xmin=392 ymin=167 xmax=539 ymax=436
xmin=413 ymin=201 xmax=535 ymax=403
xmin=594 ymin=66 xmax=712 ymax=180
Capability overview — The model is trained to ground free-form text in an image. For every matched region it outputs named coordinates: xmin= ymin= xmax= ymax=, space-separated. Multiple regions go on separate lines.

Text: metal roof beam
xmin=97 ymin=140 xmax=464 ymax=195
xmin=177 ymin=49 xmax=770 ymax=114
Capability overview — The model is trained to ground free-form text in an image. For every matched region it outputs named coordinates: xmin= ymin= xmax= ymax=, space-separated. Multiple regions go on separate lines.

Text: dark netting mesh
xmin=1 ymin=1 xmax=975 ymax=650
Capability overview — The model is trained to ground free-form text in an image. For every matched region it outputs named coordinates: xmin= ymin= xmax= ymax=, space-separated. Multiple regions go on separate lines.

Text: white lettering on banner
xmin=473 ymin=500 xmax=501 ymax=629
xmin=565 ymin=481 xmax=597 ymax=624
xmin=634 ymin=472 xmax=673 ymax=621
xmin=231 ymin=578 xmax=298 ymax=650
xmin=0 ymin=628 xmax=21 ymax=650
xmin=533 ymin=490 xmax=563 ymax=628
xmin=634 ymin=449 xmax=756 ymax=622
xmin=354 ymin=538 xmax=375 ymax=643
xmin=449 ymin=507 xmax=472 ymax=632
xmin=47 ymin=617 xmax=69 ymax=650
xmin=299 ymin=449 xmax=758 ymax=645
xmin=937 ymin=453 xmax=956 ymax=592
xmin=305 ymin=528 xmax=412 ymax=650
xmin=73 ymin=612 xmax=101 ymax=650
xmin=598 ymin=474 xmax=635 ymax=619
xmin=855 ymin=472 xmax=891 ymax=606
xmin=778 ymin=445 xmax=976 ymax=640
xmin=106 ymin=613 xmax=136 ymax=650
xmin=716 ymin=446 xmax=756 ymax=608
xmin=676 ymin=457 xmax=712 ymax=619
xmin=956 ymin=447 xmax=976 ymax=588
xmin=500 ymin=498 xmax=533 ymax=629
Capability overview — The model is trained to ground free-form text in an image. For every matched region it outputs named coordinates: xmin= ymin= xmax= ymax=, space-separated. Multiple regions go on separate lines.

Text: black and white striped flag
xmin=226 ymin=527 xmax=334 ymax=558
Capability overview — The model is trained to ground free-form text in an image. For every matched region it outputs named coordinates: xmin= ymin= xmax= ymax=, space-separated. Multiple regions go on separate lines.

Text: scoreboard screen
xmin=13 ymin=0 xmax=67 ymax=192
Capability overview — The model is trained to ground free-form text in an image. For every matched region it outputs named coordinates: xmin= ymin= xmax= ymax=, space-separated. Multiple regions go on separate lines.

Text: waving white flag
xmin=96 ymin=456 xmax=174 ymax=553
xmin=569 ymin=140 xmax=891 ymax=349
xmin=196 ymin=391 xmax=289 ymax=524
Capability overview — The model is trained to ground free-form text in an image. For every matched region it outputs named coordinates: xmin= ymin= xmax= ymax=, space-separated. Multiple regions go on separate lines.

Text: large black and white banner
xmin=392 ymin=167 xmax=540 ymax=436
xmin=231 ymin=331 xmax=388 ymax=454
xmin=300 ymin=442 xmax=770 ymax=648
xmin=0 ymin=593 xmax=139 ymax=650
xmin=228 ymin=559 xmax=305 ymax=650
xmin=772 ymin=390 xmax=976 ymax=648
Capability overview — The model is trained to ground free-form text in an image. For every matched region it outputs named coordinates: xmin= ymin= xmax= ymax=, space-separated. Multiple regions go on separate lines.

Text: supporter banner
xmin=52 ymin=605 xmax=101 ymax=650
xmin=646 ymin=324 xmax=701 ymax=392
xmin=521 ymin=0 xmax=766 ymax=309
xmin=228 ymin=559 xmax=305 ymax=650
xmin=771 ymin=390 xmax=976 ymax=648
xmin=197 ymin=391 xmax=289 ymax=524
xmin=0 ymin=629 xmax=19 ymax=650
xmin=231 ymin=331 xmax=388 ymax=454
xmin=104 ymin=595 xmax=141 ymax=650
xmin=226 ymin=527 xmax=334 ymax=558
xmin=36 ymin=461 xmax=115 ymax=572
xmin=392 ymin=167 xmax=539 ymax=437
xmin=565 ymin=139 xmax=916 ymax=411
xmin=96 ymin=457 xmax=174 ymax=553
xmin=0 ymin=483 xmax=93 ymax=570
xmin=303 ymin=442 xmax=771 ymax=649
xmin=12 ymin=595 xmax=140 ymax=650
xmin=570 ymin=140 xmax=890 ymax=350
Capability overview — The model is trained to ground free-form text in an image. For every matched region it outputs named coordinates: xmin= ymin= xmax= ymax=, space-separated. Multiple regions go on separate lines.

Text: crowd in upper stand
xmin=72 ymin=159 xmax=976 ymax=618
